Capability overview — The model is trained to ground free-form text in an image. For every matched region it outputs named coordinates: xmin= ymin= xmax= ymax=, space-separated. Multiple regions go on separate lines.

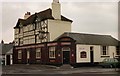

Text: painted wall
xmin=48 ymin=19 xmax=71 ymax=41
xmin=76 ymin=44 xmax=117 ymax=63
xmin=52 ymin=2 xmax=61 ymax=19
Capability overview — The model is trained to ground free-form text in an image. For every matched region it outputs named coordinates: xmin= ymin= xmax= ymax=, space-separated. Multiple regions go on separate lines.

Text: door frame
xmin=6 ymin=55 xmax=10 ymax=65
xmin=62 ymin=47 xmax=70 ymax=64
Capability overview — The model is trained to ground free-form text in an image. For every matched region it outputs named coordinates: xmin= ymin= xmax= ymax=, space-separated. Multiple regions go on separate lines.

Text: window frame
xmin=18 ymin=50 xmax=22 ymax=59
xmin=80 ymin=51 xmax=87 ymax=58
xmin=36 ymin=48 xmax=41 ymax=59
xmin=116 ymin=46 xmax=120 ymax=55
xmin=49 ymin=47 xmax=56 ymax=59
xmin=101 ymin=46 xmax=109 ymax=55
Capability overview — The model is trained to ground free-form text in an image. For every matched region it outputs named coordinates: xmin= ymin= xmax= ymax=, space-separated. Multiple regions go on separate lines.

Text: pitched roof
xmin=54 ymin=32 xmax=119 ymax=46
xmin=0 ymin=44 xmax=13 ymax=55
xmin=14 ymin=8 xmax=72 ymax=28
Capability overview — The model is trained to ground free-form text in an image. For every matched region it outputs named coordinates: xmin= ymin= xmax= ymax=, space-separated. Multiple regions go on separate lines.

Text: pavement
xmin=2 ymin=64 xmax=120 ymax=75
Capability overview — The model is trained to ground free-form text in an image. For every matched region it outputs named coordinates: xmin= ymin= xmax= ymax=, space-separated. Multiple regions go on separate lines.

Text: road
xmin=2 ymin=64 xmax=120 ymax=76
xmin=1 ymin=73 xmax=120 ymax=76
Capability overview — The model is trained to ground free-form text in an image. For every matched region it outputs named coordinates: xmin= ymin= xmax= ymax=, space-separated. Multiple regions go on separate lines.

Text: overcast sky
xmin=1 ymin=0 xmax=120 ymax=43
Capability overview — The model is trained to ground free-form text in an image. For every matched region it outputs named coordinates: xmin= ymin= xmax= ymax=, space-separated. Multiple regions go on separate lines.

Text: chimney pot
xmin=24 ymin=12 xmax=31 ymax=19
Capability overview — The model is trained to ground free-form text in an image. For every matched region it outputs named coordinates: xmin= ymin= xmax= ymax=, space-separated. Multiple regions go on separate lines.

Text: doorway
xmin=62 ymin=47 xmax=70 ymax=64
xmin=90 ymin=51 xmax=94 ymax=64
xmin=63 ymin=51 xmax=70 ymax=64
xmin=6 ymin=55 xmax=10 ymax=65
xmin=90 ymin=47 xmax=94 ymax=64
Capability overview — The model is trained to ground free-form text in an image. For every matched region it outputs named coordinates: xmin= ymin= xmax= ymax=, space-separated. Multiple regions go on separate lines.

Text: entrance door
xmin=62 ymin=47 xmax=70 ymax=64
xmin=63 ymin=51 xmax=70 ymax=64
xmin=90 ymin=51 xmax=94 ymax=64
xmin=6 ymin=55 xmax=10 ymax=65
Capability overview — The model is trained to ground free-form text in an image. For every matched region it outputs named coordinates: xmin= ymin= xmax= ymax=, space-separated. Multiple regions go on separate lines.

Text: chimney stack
xmin=52 ymin=0 xmax=61 ymax=20
xmin=24 ymin=12 xmax=31 ymax=19
xmin=1 ymin=40 xmax=4 ymax=44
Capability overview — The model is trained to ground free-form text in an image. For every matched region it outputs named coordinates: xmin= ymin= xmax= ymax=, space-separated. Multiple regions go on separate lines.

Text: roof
xmin=14 ymin=8 xmax=72 ymax=28
xmin=0 ymin=43 xmax=13 ymax=55
xmin=54 ymin=32 xmax=119 ymax=46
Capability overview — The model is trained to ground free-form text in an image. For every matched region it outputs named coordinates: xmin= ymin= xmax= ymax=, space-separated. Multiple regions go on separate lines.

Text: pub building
xmin=13 ymin=0 xmax=120 ymax=66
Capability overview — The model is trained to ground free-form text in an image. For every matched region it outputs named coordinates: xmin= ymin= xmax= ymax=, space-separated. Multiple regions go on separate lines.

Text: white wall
xmin=109 ymin=46 xmax=116 ymax=58
xmin=76 ymin=45 xmax=91 ymax=63
xmin=48 ymin=19 xmax=71 ymax=41
xmin=76 ymin=44 xmax=118 ymax=63
xmin=52 ymin=2 xmax=61 ymax=19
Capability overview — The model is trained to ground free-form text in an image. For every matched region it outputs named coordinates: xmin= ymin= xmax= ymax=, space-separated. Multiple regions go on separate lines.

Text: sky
xmin=1 ymin=0 xmax=120 ymax=43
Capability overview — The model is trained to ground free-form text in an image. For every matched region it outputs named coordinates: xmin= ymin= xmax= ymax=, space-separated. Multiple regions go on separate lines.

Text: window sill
xmin=115 ymin=55 xmax=120 ymax=58
xmin=81 ymin=57 xmax=87 ymax=58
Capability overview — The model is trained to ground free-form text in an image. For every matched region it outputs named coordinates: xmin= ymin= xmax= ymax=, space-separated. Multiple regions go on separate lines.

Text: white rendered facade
xmin=76 ymin=44 xmax=119 ymax=63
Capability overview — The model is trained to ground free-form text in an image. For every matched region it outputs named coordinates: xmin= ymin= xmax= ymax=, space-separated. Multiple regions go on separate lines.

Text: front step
xmin=59 ymin=64 xmax=74 ymax=69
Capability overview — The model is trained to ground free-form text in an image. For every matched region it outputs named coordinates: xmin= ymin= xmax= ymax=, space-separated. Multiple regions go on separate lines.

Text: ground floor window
xmin=101 ymin=46 xmax=108 ymax=55
xmin=49 ymin=47 xmax=55 ymax=58
xmin=80 ymin=51 xmax=87 ymax=58
xmin=18 ymin=50 xmax=22 ymax=59
xmin=36 ymin=48 xmax=41 ymax=58
xmin=116 ymin=46 xmax=120 ymax=55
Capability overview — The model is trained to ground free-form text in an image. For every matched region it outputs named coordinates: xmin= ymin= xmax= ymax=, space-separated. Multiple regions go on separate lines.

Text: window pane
xmin=36 ymin=48 xmax=41 ymax=58
xmin=81 ymin=51 xmax=87 ymax=58
xmin=18 ymin=50 xmax=22 ymax=59
xmin=116 ymin=46 xmax=120 ymax=55
xmin=49 ymin=47 xmax=55 ymax=58
xmin=101 ymin=46 xmax=108 ymax=55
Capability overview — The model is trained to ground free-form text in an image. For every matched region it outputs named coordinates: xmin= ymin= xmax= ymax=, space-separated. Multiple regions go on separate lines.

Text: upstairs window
xmin=29 ymin=24 xmax=34 ymax=31
xmin=80 ymin=51 xmax=87 ymax=58
xmin=49 ymin=47 xmax=56 ymax=58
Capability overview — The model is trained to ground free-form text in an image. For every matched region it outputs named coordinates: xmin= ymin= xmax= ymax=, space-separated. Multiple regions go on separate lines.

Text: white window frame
xmin=101 ymin=46 xmax=109 ymax=55
xmin=49 ymin=47 xmax=56 ymax=58
xmin=36 ymin=48 xmax=41 ymax=58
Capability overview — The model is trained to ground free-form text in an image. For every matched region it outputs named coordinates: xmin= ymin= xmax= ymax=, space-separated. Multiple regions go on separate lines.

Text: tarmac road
xmin=2 ymin=64 xmax=120 ymax=76
xmin=1 ymin=73 xmax=120 ymax=76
